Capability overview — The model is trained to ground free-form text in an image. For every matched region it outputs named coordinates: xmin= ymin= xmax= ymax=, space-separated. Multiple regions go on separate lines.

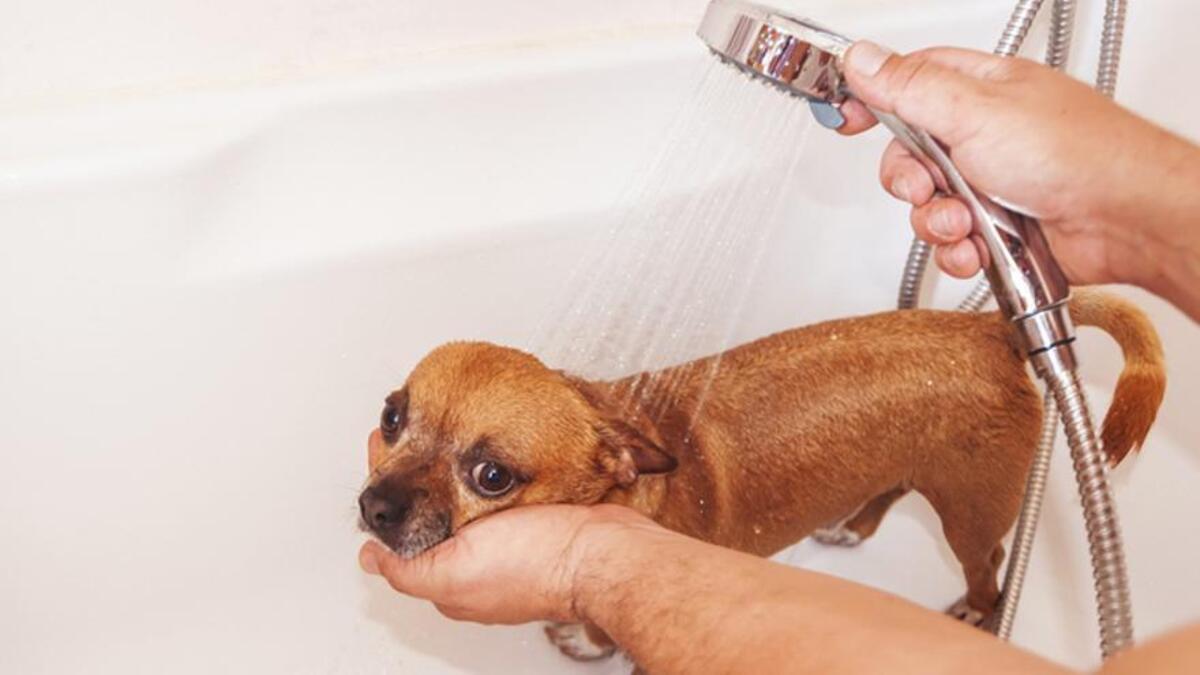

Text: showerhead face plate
xmin=697 ymin=0 xmax=853 ymax=104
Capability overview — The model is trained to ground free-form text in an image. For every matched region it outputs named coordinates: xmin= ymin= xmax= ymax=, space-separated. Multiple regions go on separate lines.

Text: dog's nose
xmin=358 ymin=486 xmax=408 ymax=532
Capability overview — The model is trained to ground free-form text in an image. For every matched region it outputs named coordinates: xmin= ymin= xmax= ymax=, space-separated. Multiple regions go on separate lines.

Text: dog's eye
xmin=470 ymin=461 xmax=515 ymax=497
xmin=380 ymin=405 xmax=402 ymax=434
xmin=380 ymin=393 xmax=408 ymax=444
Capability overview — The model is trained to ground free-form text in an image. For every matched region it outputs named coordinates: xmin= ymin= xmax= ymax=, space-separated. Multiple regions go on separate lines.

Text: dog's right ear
xmin=559 ymin=372 xmax=677 ymax=487
xmin=594 ymin=418 xmax=677 ymax=487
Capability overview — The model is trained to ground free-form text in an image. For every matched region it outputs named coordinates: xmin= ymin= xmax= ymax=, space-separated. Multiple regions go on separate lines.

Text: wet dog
xmin=358 ymin=289 xmax=1164 ymax=660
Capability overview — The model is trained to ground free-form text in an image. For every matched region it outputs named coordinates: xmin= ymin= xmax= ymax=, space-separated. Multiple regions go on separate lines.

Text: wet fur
xmin=362 ymin=289 xmax=1164 ymax=656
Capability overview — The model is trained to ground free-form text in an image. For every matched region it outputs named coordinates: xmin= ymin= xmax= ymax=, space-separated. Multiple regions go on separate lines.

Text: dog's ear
xmin=595 ymin=418 xmax=677 ymax=487
xmin=560 ymin=372 xmax=677 ymax=486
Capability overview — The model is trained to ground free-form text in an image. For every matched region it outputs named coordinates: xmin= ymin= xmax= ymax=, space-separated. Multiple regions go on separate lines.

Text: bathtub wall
xmin=0 ymin=0 xmax=705 ymax=109
xmin=2 ymin=1 xmax=1198 ymax=674
xmin=5 ymin=0 xmax=1197 ymax=139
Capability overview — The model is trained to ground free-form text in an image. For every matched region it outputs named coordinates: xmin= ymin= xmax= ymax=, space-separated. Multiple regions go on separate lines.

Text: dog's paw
xmin=945 ymin=597 xmax=988 ymax=627
xmin=811 ymin=526 xmax=863 ymax=547
xmin=543 ymin=622 xmax=616 ymax=662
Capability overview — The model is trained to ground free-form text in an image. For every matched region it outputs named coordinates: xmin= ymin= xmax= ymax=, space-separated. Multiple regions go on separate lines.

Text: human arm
xmin=359 ymin=504 xmax=1069 ymax=674
xmin=1099 ymin=623 xmax=1200 ymax=674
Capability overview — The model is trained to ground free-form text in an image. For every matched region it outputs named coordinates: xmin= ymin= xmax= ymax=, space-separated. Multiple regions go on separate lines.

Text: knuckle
xmin=891 ymin=56 xmax=935 ymax=101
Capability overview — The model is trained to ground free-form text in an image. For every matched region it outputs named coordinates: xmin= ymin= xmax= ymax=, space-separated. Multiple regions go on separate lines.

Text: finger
xmin=889 ymin=46 xmax=1015 ymax=80
xmin=359 ymin=541 xmax=383 ymax=575
xmin=910 ymin=197 xmax=973 ymax=244
xmin=843 ymin=42 xmax=1008 ymax=146
xmin=434 ymin=603 xmax=468 ymax=621
xmin=366 ymin=541 xmax=453 ymax=601
xmin=934 ymin=240 xmax=983 ymax=278
xmin=367 ymin=428 xmax=385 ymax=472
xmin=880 ymin=139 xmax=935 ymax=205
xmin=835 ymin=99 xmax=878 ymax=135
xmin=377 ymin=552 xmax=434 ymax=597
xmin=838 ymin=44 xmax=1012 ymax=137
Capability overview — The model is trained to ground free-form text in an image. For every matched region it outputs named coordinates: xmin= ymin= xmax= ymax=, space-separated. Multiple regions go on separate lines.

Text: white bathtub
xmin=2 ymin=1 xmax=1198 ymax=672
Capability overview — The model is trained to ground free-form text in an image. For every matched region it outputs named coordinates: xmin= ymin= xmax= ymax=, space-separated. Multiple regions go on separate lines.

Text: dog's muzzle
xmin=357 ymin=483 xmax=450 ymax=558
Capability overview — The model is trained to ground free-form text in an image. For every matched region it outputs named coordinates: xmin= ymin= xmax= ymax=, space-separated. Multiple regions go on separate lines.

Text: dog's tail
xmin=1066 ymin=288 xmax=1166 ymax=466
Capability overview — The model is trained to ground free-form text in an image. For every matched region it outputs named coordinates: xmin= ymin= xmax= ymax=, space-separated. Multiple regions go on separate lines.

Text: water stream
xmin=530 ymin=58 xmax=815 ymax=421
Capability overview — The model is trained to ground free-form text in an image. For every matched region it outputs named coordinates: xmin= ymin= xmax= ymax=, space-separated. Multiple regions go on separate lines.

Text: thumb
xmin=359 ymin=539 xmax=451 ymax=600
xmin=843 ymin=42 xmax=1009 ymax=146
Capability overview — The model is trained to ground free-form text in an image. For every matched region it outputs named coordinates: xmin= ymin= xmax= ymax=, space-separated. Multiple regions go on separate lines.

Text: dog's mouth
xmin=360 ymin=511 xmax=452 ymax=559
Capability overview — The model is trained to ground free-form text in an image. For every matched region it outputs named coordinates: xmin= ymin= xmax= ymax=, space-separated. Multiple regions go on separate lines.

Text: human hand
xmin=359 ymin=503 xmax=658 ymax=625
xmin=835 ymin=41 xmax=1200 ymax=298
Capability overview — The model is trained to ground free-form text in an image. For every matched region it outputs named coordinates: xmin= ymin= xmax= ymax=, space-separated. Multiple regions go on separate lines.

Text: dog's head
xmin=357 ymin=341 xmax=676 ymax=557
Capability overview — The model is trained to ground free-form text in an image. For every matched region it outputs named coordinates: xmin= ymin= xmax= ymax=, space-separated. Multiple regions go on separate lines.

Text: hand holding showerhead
xmin=838 ymin=43 xmax=1200 ymax=322
xmin=698 ymin=0 xmax=1073 ymax=370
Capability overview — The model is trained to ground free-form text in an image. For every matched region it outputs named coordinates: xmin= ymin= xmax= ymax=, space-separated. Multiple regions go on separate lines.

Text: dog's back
xmin=625 ymin=289 xmax=1165 ymax=564
xmin=635 ymin=307 xmax=1041 ymax=555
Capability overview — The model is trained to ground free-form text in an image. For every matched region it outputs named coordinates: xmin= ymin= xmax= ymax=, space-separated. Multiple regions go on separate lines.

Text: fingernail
xmin=890 ymin=178 xmax=911 ymax=202
xmin=930 ymin=210 xmax=957 ymax=238
xmin=846 ymin=41 xmax=892 ymax=78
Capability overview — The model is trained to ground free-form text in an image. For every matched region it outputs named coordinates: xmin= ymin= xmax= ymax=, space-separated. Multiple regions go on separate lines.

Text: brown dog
xmin=359 ymin=289 xmax=1164 ymax=660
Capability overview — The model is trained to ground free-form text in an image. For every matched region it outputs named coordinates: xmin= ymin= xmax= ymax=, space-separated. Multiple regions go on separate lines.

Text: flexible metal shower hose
xmin=892 ymin=0 xmax=1135 ymax=658
xmin=1096 ymin=0 xmax=1128 ymax=98
xmin=991 ymin=0 xmax=1077 ymax=641
xmin=1047 ymin=368 xmax=1136 ymax=654
xmin=1046 ymin=0 xmax=1078 ymax=70
xmin=994 ymin=395 xmax=1058 ymax=638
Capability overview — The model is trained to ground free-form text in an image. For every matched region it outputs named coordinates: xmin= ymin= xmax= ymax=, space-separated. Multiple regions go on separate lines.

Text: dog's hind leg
xmin=944 ymin=545 xmax=1006 ymax=626
xmin=841 ymin=487 xmax=908 ymax=541
xmin=922 ymin=487 xmax=1016 ymax=626
xmin=812 ymin=487 xmax=908 ymax=547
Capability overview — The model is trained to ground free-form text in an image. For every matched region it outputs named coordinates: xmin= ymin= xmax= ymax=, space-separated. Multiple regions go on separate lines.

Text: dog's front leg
xmin=543 ymin=621 xmax=617 ymax=661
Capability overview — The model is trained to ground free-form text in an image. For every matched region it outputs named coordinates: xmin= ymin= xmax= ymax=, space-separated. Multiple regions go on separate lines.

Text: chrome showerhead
xmin=697 ymin=0 xmax=853 ymax=124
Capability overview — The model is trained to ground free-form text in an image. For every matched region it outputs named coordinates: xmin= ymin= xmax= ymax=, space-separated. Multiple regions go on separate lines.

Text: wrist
xmin=566 ymin=512 xmax=676 ymax=626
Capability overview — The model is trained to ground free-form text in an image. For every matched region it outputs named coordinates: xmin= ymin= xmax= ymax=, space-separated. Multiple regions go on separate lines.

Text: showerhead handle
xmin=871 ymin=112 xmax=1075 ymax=361
xmin=698 ymin=0 xmax=1076 ymax=364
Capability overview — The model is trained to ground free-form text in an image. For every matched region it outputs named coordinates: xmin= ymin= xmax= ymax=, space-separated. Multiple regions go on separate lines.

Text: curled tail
xmin=1067 ymin=288 xmax=1167 ymax=466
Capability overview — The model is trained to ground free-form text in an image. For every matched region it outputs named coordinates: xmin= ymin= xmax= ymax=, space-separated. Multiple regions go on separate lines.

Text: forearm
xmin=1099 ymin=623 xmax=1200 ymax=674
xmin=574 ymin=525 xmax=1070 ymax=675
xmin=1100 ymin=120 xmax=1200 ymax=320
